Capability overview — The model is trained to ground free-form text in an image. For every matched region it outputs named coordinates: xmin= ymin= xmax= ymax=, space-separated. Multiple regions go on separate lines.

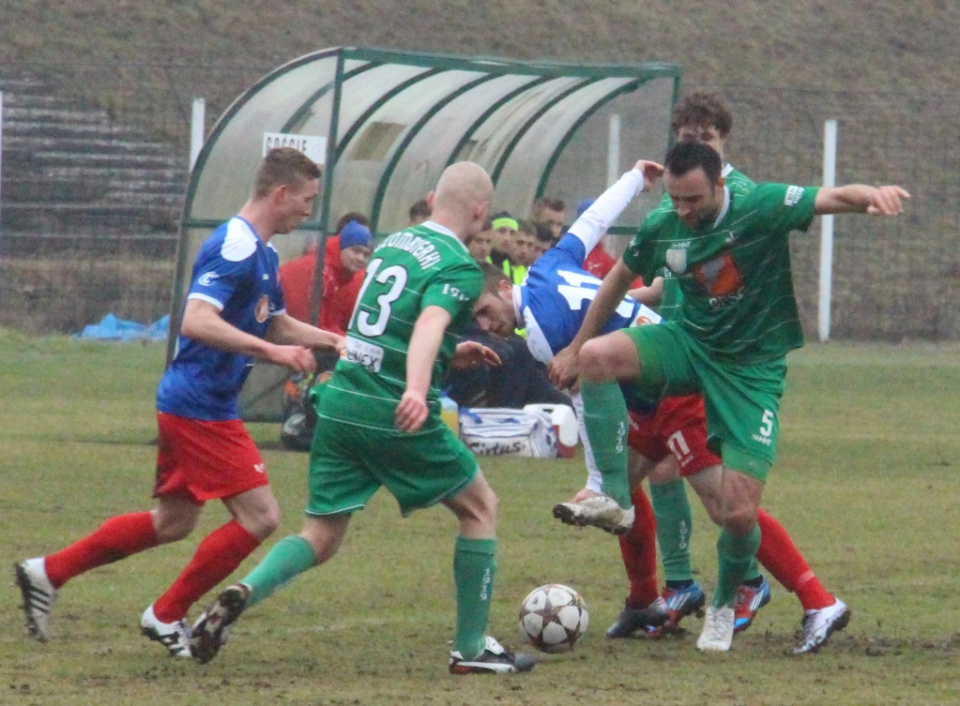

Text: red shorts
xmin=155 ymin=412 xmax=270 ymax=504
xmin=627 ymin=395 xmax=720 ymax=477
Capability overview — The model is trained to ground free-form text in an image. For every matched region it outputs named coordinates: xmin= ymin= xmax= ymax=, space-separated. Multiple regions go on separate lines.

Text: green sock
xmin=241 ymin=535 xmax=317 ymax=609
xmin=743 ymin=556 xmax=762 ymax=583
xmin=579 ymin=381 xmax=630 ymax=508
xmin=650 ymin=479 xmax=694 ymax=583
xmin=453 ymin=536 xmax=497 ymax=659
xmin=713 ymin=525 xmax=762 ymax=608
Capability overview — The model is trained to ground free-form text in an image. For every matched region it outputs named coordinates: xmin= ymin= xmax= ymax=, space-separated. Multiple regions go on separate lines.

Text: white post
xmin=0 ymin=91 xmax=4 ymax=262
xmin=607 ymin=113 xmax=620 ymax=187
xmin=818 ymin=119 xmax=837 ymax=343
xmin=190 ymin=97 xmax=206 ymax=171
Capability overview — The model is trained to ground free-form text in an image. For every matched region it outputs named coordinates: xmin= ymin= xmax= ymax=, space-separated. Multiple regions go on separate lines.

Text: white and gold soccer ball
xmin=518 ymin=583 xmax=588 ymax=652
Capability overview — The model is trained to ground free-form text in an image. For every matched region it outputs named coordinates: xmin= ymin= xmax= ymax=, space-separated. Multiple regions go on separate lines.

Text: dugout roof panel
xmin=172 ymin=47 xmax=681 ymax=415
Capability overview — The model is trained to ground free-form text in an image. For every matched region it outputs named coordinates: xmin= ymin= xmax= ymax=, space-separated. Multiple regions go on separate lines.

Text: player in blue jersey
xmin=15 ymin=148 xmax=344 ymax=658
xmin=474 ymin=160 xmax=663 ymax=533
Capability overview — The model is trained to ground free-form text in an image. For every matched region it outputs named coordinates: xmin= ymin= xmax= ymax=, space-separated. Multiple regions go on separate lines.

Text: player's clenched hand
xmin=634 ymin=160 xmax=664 ymax=191
xmin=395 ymin=390 xmax=429 ymax=432
xmin=867 ymin=185 xmax=910 ymax=216
xmin=450 ymin=341 xmax=501 ymax=371
xmin=548 ymin=345 xmax=580 ymax=391
xmin=269 ymin=344 xmax=317 ymax=374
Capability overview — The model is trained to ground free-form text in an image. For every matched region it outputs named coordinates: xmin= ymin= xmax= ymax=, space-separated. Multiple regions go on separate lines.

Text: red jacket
xmin=279 ymin=236 xmax=364 ymax=336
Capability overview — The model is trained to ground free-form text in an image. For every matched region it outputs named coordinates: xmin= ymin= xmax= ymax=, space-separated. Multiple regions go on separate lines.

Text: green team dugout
xmin=170 ymin=46 xmax=681 ymax=421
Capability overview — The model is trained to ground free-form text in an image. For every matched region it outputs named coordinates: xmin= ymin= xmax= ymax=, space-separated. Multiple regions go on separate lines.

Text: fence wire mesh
xmin=1 ymin=61 xmax=957 ymax=340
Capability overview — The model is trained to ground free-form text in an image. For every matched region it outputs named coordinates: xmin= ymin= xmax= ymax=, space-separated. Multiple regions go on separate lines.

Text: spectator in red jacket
xmin=280 ymin=216 xmax=373 ymax=336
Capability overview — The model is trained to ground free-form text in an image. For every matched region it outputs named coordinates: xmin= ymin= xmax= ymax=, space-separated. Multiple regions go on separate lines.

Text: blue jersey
xmin=157 ymin=217 xmax=286 ymax=421
xmin=519 ymin=233 xmax=656 ymax=363
xmin=515 ymin=167 xmax=660 ymax=416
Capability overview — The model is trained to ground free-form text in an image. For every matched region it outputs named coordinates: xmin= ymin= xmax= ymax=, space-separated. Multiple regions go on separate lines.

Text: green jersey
xmin=656 ymin=164 xmax=756 ymax=322
xmin=624 ymin=182 xmax=818 ymax=363
xmin=318 ymin=222 xmax=482 ymax=430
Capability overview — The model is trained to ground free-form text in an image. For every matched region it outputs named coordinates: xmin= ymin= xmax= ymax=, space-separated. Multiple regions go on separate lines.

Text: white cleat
xmin=14 ymin=558 xmax=59 ymax=642
xmin=794 ymin=599 xmax=851 ymax=654
xmin=697 ymin=605 xmax=735 ymax=652
xmin=552 ymin=493 xmax=634 ymax=535
xmin=140 ymin=604 xmax=192 ymax=658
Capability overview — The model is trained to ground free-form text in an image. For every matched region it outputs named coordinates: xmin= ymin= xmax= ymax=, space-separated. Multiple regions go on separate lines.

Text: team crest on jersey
xmin=666 ymin=248 xmax=687 ymax=274
xmin=255 ymin=294 xmax=270 ymax=323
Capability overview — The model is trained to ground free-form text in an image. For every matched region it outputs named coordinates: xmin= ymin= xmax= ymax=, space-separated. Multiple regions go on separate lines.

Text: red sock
xmin=756 ymin=509 xmax=835 ymax=611
xmin=45 ymin=512 xmax=159 ymax=589
xmin=620 ymin=485 xmax=659 ymax=607
xmin=152 ymin=520 xmax=260 ymax=623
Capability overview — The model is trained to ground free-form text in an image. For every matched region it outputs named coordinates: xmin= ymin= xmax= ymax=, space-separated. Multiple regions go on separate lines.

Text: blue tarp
xmin=74 ymin=313 xmax=169 ymax=342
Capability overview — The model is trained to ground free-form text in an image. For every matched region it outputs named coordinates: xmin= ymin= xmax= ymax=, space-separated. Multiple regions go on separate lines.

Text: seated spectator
xmin=531 ymin=196 xmax=566 ymax=241
xmin=408 ymin=198 xmax=431 ymax=225
xmin=532 ymin=221 xmax=555 ymax=260
xmin=489 ymin=211 xmax=517 ymax=268
xmin=446 ymin=321 xmax=571 ymax=409
xmin=279 ymin=214 xmax=373 ymax=335
xmin=278 ymin=215 xmax=373 ymax=450
xmin=466 ymin=218 xmax=495 ymax=263
xmin=504 ymin=220 xmax=538 ymax=285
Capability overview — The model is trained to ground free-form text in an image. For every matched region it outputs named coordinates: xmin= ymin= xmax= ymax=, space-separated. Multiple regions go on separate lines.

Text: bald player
xmin=190 ymin=162 xmax=535 ymax=675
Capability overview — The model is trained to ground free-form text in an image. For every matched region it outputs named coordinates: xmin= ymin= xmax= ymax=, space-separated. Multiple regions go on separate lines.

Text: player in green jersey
xmin=190 ymin=161 xmax=536 ymax=674
xmin=551 ymin=140 xmax=908 ymax=652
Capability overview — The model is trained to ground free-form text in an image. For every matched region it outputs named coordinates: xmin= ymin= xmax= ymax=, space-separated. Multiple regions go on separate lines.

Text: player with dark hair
xmin=551 ymin=139 xmax=908 ymax=652
xmin=15 ymin=147 xmax=344 ymax=657
xmin=190 ymin=161 xmax=536 ymax=675
xmin=531 ymin=196 xmax=567 ymax=241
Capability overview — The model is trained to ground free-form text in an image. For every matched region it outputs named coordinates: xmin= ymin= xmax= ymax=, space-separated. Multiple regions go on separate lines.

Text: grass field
xmin=3 ymin=332 xmax=960 ymax=705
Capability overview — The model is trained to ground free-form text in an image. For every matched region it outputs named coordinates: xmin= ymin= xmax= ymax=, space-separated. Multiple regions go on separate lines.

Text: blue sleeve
xmin=188 ymin=243 xmax=254 ymax=309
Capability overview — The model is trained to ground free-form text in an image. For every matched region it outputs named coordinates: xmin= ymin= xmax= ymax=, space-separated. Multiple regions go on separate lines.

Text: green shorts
xmin=622 ymin=323 xmax=787 ymax=481
xmin=306 ymin=414 xmax=479 ymax=517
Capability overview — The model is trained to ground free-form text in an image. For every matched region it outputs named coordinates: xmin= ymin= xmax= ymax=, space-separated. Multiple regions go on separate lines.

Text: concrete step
xmin=3 ymin=202 xmax=181 ymax=233
xmin=4 ymin=105 xmax=114 ymax=125
xmin=4 ymin=177 xmax=185 ymax=202
xmin=21 ymin=150 xmax=183 ymax=173
xmin=0 ymin=76 xmax=49 ymax=95
xmin=4 ymin=134 xmax=178 ymax=157
xmin=4 ymin=120 xmax=146 ymax=140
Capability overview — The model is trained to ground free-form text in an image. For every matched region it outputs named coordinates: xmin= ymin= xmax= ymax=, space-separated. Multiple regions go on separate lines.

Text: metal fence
xmin=1 ymin=60 xmax=957 ymax=340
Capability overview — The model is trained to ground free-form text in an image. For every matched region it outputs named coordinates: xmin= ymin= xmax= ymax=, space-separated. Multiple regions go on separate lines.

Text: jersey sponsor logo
xmin=198 ymin=271 xmax=219 ymax=287
xmin=692 ymin=253 xmax=743 ymax=304
xmin=255 ymin=294 xmax=270 ymax=323
xmin=784 ymin=185 xmax=804 ymax=206
xmin=666 ymin=247 xmax=687 ymax=274
xmin=345 ymin=335 xmax=384 ymax=373
xmin=254 ymin=463 xmax=266 ymax=474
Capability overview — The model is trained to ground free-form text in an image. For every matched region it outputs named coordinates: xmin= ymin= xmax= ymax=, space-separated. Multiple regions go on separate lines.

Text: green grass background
xmin=2 ymin=332 xmax=960 ymax=704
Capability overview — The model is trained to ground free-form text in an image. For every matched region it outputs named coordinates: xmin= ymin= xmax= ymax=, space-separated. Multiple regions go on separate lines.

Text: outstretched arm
xmin=181 ymin=299 xmax=318 ymax=374
xmin=267 ymin=313 xmax=345 ymax=354
xmin=814 ymin=184 xmax=910 ymax=216
xmin=567 ymin=160 xmax=663 ymax=257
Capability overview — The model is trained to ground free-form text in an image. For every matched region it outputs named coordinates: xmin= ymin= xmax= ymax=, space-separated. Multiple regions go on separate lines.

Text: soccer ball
xmin=518 ymin=583 xmax=588 ymax=652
